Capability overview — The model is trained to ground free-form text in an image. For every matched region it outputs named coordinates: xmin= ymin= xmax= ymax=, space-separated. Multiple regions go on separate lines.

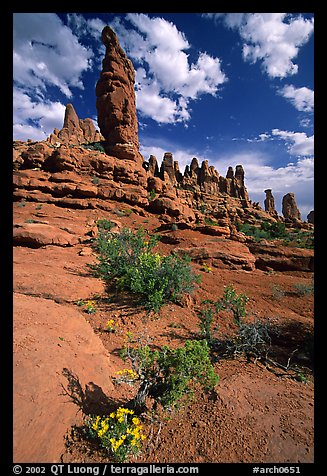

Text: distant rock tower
xmin=96 ymin=26 xmax=142 ymax=164
xmin=47 ymin=103 xmax=101 ymax=145
xmin=282 ymin=192 xmax=301 ymax=222
xmin=264 ymin=189 xmax=278 ymax=219
xmin=307 ymin=210 xmax=314 ymax=224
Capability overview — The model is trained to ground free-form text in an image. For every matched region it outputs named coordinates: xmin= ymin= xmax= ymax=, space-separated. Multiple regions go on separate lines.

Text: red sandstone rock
xmin=248 ymin=242 xmax=313 ymax=272
xmin=13 ymin=223 xmax=80 ymax=248
xmin=175 ymin=240 xmax=256 ymax=271
xmin=264 ymin=189 xmax=279 ymax=219
xmin=282 ymin=193 xmax=301 ymax=222
xmin=96 ymin=26 xmax=142 ymax=163
xmin=47 ymin=104 xmax=102 ymax=146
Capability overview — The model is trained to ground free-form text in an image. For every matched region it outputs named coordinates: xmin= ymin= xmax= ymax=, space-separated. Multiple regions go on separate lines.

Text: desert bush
xmin=85 ymin=408 xmax=146 ymax=462
xmin=260 ymin=221 xmax=288 ymax=238
xmin=197 ymin=285 xmax=249 ymax=343
xmin=237 ymin=221 xmax=287 ymax=241
xmin=228 ymin=321 xmax=272 ymax=357
xmin=81 ymin=141 xmax=106 ymax=152
xmin=293 ymin=281 xmax=314 ymax=296
xmin=271 ymin=284 xmax=285 ymax=300
xmin=147 ymin=189 xmax=157 ymax=201
xmin=121 ymin=338 xmax=218 ymax=411
xmin=92 ymin=227 xmax=199 ymax=312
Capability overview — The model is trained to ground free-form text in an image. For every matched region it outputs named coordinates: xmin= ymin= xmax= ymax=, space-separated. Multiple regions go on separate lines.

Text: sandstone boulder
xmin=175 ymin=240 xmax=256 ymax=271
xmin=13 ymin=223 xmax=80 ymax=248
xmin=248 ymin=242 xmax=313 ymax=272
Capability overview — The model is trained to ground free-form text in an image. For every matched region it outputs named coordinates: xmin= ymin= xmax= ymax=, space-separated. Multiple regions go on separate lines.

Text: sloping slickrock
xmin=14 ymin=246 xmax=105 ymax=303
xmin=14 ymin=293 xmax=113 ymax=462
xmin=13 ymin=223 xmax=80 ymax=248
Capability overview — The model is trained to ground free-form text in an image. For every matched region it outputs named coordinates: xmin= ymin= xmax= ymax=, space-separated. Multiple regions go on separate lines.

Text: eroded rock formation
xmin=307 ymin=210 xmax=314 ymax=224
xmin=282 ymin=193 xmax=301 ymax=222
xmin=47 ymin=104 xmax=102 ymax=146
xmin=96 ymin=26 xmax=142 ymax=163
xmin=13 ymin=24 xmax=313 ymax=233
xmin=264 ymin=189 xmax=278 ymax=219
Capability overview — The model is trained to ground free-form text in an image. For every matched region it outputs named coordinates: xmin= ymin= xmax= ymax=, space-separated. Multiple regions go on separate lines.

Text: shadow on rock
xmin=61 ymin=368 xmax=126 ymax=416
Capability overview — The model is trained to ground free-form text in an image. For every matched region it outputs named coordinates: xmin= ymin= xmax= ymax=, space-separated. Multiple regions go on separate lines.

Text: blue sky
xmin=13 ymin=12 xmax=314 ymax=217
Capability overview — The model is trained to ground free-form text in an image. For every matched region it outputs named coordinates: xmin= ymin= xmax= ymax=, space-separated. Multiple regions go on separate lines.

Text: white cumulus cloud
xmin=13 ymin=13 xmax=93 ymax=98
xmin=277 ymin=84 xmax=314 ymax=112
xmin=13 ymin=87 xmax=66 ymax=141
xmin=271 ymin=129 xmax=314 ymax=156
xmin=111 ymin=13 xmax=227 ymax=124
xmin=204 ymin=13 xmax=314 ymax=78
xmin=13 ymin=13 xmax=96 ymax=141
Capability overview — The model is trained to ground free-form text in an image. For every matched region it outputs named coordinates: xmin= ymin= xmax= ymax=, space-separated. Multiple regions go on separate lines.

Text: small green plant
xmin=171 ymin=223 xmax=178 ymax=231
xmin=121 ymin=338 xmax=218 ymax=411
xmin=104 ymin=319 xmax=118 ymax=333
xmin=76 ymin=299 xmax=97 ymax=314
xmin=197 ymin=286 xmax=249 ymax=344
xmin=18 ymin=200 xmax=26 ymax=208
xmin=294 ymin=370 xmax=308 ymax=384
xmin=35 ymin=204 xmax=43 ymax=210
xmin=198 ymin=303 xmax=216 ymax=342
xmin=147 ymin=189 xmax=157 ymax=201
xmin=202 ymin=262 xmax=213 ymax=273
xmin=25 ymin=218 xmax=35 ymax=223
xmin=114 ymin=369 xmax=139 ymax=385
xmin=92 ymin=175 xmax=100 ymax=185
xmin=81 ymin=141 xmax=106 ymax=153
xmin=218 ymin=285 xmax=249 ymax=324
xmin=85 ymin=300 xmax=96 ymax=314
xmin=271 ymin=284 xmax=285 ymax=300
xmin=204 ymin=217 xmax=219 ymax=226
xmin=85 ymin=408 xmax=146 ymax=462
xmin=96 ymin=218 xmax=114 ymax=233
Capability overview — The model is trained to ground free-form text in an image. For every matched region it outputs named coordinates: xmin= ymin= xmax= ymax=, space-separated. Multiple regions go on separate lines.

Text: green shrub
xmin=271 ymin=284 xmax=285 ymax=300
xmin=293 ymin=282 xmax=314 ymax=296
xmin=204 ymin=217 xmax=219 ymax=226
xmin=81 ymin=141 xmax=106 ymax=152
xmin=238 ymin=220 xmax=313 ymax=248
xmin=197 ymin=285 xmax=249 ymax=344
xmin=96 ymin=218 xmax=115 ymax=232
xmin=261 ymin=221 xmax=287 ymax=238
xmin=121 ymin=339 xmax=218 ymax=410
xmin=217 ymin=285 xmax=249 ymax=324
xmin=147 ymin=189 xmax=157 ymax=201
xmin=92 ymin=227 xmax=199 ymax=312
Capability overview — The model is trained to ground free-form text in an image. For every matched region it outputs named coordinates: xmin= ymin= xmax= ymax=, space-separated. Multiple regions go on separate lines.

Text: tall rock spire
xmin=264 ymin=189 xmax=278 ymax=218
xmin=96 ymin=26 xmax=142 ymax=163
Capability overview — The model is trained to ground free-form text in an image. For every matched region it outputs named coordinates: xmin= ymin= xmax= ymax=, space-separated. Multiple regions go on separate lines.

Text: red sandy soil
xmin=13 ymin=201 xmax=314 ymax=464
